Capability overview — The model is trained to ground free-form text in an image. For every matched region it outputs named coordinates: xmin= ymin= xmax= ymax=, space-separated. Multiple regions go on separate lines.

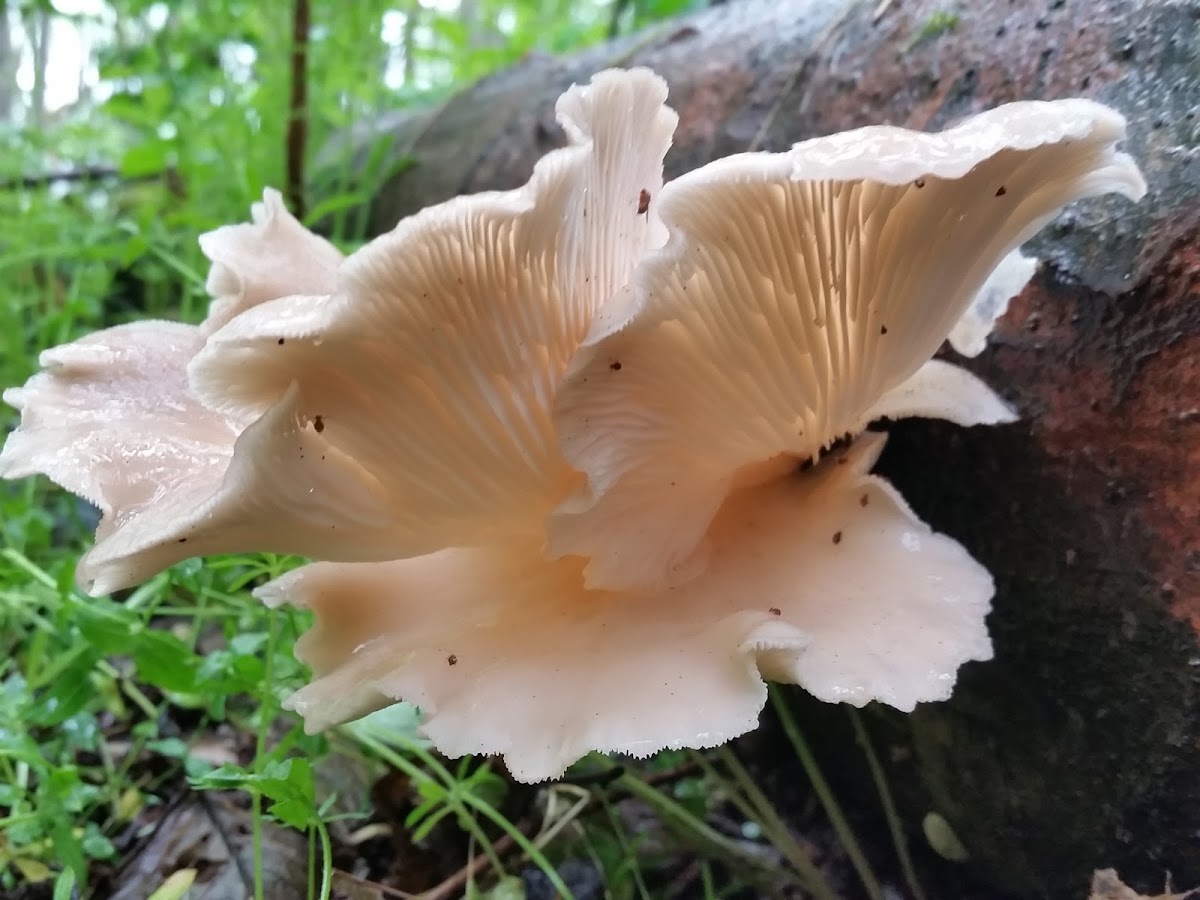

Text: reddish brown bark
xmin=330 ymin=1 xmax=1200 ymax=895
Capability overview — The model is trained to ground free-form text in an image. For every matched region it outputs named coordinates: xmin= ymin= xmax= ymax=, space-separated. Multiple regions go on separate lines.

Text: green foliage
xmin=907 ymin=8 xmax=960 ymax=50
xmin=193 ymin=758 xmax=319 ymax=830
xmin=0 ymin=544 xmax=309 ymax=890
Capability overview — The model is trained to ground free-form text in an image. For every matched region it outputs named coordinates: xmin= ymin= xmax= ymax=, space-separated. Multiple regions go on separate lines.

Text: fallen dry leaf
xmin=109 ymin=794 xmax=308 ymax=900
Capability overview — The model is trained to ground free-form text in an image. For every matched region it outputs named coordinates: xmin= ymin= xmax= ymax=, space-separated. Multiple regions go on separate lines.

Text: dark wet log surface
xmin=333 ymin=1 xmax=1200 ymax=896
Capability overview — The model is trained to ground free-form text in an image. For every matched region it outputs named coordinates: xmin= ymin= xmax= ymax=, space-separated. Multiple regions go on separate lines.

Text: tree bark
xmin=28 ymin=5 xmax=50 ymax=130
xmin=0 ymin=0 xmax=17 ymax=123
xmin=332 ymin=1 xmax=1200 ymax=896
xmin=401 ymin=2 xmax=417 ymax=87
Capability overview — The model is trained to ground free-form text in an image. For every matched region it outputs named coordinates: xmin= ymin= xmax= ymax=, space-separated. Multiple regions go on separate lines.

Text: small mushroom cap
xmin=0 ymin=317 xmax=388 ymax=596
xmin=184 ymin=68 xmax=679 ymax=564
xmin=861 ymin=359 xmax=1017 ymax=429
xmin=948 ymin=249 xmax=1039 ymax=358
xmin=75 ymin=378 xmax=404 ymax=594
xmin=550 ymin=98 xmax=1146 ymax=592
xmin=0 ymin=190 xmax=344 ymax=594
xmin=198 ymin=188 xmax=343 ymax=335
xmin=0 ymin=322 xmax=241 ymax=588
xmin=263 ymin=434 xmax=993 ymax=783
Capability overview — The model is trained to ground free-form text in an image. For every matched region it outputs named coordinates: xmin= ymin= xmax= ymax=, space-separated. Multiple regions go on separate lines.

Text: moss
xmin=906 ymin=10 xmax=960 ymax=51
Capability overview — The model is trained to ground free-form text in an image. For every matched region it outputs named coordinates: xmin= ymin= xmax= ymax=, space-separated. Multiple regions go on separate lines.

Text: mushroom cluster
xmin=0 ymin=69 xmax=1144 ymax=781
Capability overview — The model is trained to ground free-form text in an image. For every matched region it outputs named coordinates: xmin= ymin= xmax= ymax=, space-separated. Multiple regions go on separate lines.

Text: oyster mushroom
xmin=0 ymin=69 xmax=1146 ymax=781
xmin=253 ymin=84 xmax=1142 ymax=781
xmin=260 ymin=431 xmax=994 ymax=782
xmin=549 ymin=98 xmax=1146 ymax=591
xmin=0 ymin=191 xmax=342 ymax=594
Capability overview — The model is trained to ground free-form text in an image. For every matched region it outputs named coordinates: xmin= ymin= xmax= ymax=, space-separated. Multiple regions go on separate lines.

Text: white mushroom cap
xmin=198 ymin=188 xmax=343 ymax=335
xmin=182 ymin=68 xmax=678 ymax=562
xmin=861 ymin=359 xmax=1017 ymax=429
xmin=550 ymin=98 xmax=1146 ymax=592
xmin=0 ymin=191 xmax=344 ymax=594
xmin=948 ymin=249 xmax=1039 ymax=358
xmin=0 ymin=323 xmax=241 ymax=569
xmin=259 ymin=433 xmax=993 ymax=783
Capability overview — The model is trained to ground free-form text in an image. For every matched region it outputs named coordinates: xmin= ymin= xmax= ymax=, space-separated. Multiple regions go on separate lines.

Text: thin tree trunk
xmin=28 ymin=5 xmax=50 ymax=129
xmin=0 ymin=0 xmax=16 ymax=122
xmin=285 ymin=0 xmax=310 ymax=219
xmin=459 ymin=0 xmax=481 ymax=49
xmin=402 ymin=2 xmax=417 ymax=86
xmin=608 ymin=0 xmax=633 ymax=39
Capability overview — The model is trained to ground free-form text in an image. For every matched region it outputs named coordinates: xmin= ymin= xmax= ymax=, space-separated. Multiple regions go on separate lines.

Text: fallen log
xmin=329 ymin=1 xmax=1200 ymax=896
